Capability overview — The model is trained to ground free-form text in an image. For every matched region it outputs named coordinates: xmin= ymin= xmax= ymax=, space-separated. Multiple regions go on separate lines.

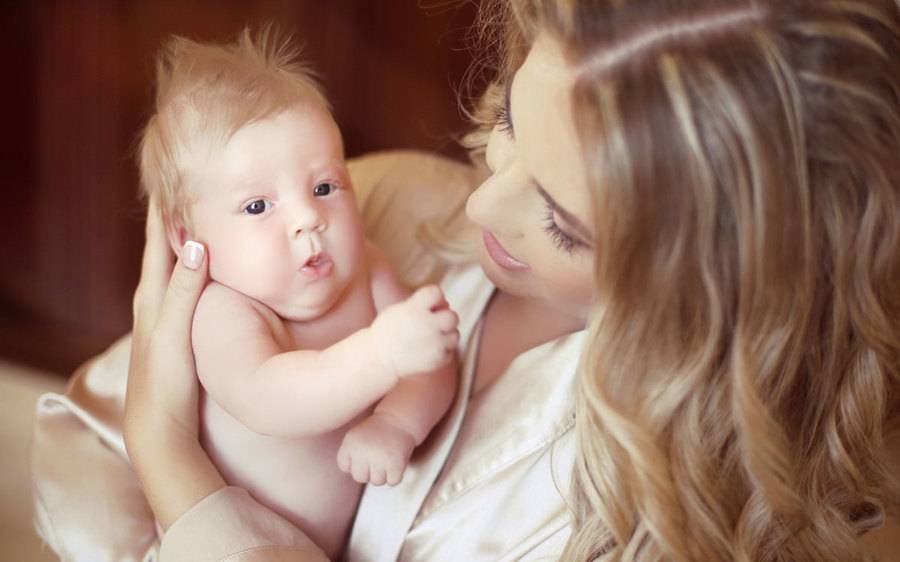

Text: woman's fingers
xmin=154 ymin=241 xmax=208 ymax=347
xmin=133 ymin=197 xmax=174 ymax=332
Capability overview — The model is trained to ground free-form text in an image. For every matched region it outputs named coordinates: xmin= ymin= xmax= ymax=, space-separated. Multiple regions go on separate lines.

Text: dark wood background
xmin=0 ymin=1 xmax=479 ymax=375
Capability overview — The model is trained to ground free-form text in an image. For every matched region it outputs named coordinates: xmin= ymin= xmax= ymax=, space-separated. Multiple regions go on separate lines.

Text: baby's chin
xmin=268 ymin=295 xmax=344 ymax=323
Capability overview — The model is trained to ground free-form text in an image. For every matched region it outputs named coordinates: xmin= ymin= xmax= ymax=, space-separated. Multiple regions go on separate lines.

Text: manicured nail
xmin=182 ymin=241 xmax=204 ymax=270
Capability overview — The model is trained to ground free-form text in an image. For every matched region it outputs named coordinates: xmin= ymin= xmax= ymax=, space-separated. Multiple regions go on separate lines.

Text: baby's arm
xmin=337 ymin=245 xmax=459 ymax=485
xmin=193 ymin=282 xmax=453 ymax=438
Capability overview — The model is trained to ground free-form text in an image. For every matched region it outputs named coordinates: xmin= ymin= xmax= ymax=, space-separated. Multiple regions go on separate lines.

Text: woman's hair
xmin=469 ymin=0 xmax=900 ymax=560
xmin=138 ymin=28 xmax=327 ymax=229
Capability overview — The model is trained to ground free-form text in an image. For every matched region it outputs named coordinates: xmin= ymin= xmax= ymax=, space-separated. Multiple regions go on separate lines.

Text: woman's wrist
xmin=128 ymin=425 xmax=227 ymax=531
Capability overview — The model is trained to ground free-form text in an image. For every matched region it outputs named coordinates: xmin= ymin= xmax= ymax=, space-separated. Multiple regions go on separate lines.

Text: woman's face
xmin=466 ymin=34 xmax=595 ymax=321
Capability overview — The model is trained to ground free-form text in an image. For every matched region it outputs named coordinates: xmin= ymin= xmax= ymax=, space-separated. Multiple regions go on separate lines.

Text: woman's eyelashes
xmin=543 ymin=207 xmax=584 ymax=254
xmin=494 ymin=94 xmax=514 ymax=137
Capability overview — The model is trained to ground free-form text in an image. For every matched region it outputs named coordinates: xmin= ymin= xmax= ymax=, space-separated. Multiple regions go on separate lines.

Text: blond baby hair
xmin=138 ymin=27 xmax=328 ymax=231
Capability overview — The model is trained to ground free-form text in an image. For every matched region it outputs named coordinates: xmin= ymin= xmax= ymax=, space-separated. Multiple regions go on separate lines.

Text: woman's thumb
xmin=157 ymin=240 xmax=208 ymax=335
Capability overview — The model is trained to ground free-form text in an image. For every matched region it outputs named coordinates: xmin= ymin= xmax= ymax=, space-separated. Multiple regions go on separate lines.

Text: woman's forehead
xmin=512 ymin=34 xmax=594 ymax=231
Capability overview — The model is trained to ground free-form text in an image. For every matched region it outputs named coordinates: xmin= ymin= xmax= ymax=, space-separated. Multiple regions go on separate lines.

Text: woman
xmin=34 ymin=0 xmax=900 ymax=560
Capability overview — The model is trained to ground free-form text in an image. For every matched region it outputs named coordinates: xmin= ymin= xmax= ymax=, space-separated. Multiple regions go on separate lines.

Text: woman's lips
xmin=482 ymin=230 xmax=530 ymax=272
xmin=299 ymin=253 xmax=334 ymax=279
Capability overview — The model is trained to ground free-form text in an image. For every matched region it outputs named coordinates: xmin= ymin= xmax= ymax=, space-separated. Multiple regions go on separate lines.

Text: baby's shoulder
xmin=194 ymin=282 xmax=283 ymax=337
xmin=364 ymin=239 xmax=409 ymax=311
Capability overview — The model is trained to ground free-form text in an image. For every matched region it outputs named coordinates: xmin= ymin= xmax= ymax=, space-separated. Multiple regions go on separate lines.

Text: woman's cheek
xmin=540 ymin=258 xmax=594 ymax=308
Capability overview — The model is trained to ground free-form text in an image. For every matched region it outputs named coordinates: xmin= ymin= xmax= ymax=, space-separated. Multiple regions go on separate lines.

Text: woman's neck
xmin=493 ymin=290 xmax=585 ymax=338
xmin=473 ymin=289 xmax=585 ymax=395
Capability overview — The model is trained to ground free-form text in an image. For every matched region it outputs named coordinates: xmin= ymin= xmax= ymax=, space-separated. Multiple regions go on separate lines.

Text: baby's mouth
xmin=299 ymin=252 xmax=334 ymax=279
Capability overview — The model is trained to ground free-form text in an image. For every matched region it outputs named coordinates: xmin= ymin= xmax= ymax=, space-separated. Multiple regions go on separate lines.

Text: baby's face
xmin=187 ymin=105 xmax=366 ymax=321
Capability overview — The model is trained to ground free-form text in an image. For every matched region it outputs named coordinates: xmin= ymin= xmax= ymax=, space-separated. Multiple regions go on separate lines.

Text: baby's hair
xmin=138 ymin=26 xmax=328 ymax=229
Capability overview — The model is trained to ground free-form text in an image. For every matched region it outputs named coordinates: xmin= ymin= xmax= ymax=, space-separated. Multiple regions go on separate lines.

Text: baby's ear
xmin=163 ymin=213 xmax=192 ymax=254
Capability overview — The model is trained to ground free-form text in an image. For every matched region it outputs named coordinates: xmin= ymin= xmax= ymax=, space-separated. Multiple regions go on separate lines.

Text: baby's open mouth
xmin=299 ymin=252 xmax=334 ymax=279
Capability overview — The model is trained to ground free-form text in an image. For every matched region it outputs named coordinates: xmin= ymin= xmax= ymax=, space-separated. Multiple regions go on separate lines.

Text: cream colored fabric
xmin=32 ymin=335 xmax=159 ymax=562
xmin=30 ymin=151 xmax=581 ymax=561
xmin=159 ymin=487 xmax=327 ymax=562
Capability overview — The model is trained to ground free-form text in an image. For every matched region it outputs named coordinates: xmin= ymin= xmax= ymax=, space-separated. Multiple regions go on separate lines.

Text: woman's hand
xmin=123 ymin=197 xmax=226 ymax=530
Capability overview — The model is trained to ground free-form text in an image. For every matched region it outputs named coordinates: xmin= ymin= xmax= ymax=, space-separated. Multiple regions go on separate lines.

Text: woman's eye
xmin=494 ymin=102 xmax=513 ymax=137
xmin=313 ymin=182 xmax=336 ymax=197
xmin=543 ymin=208 xmax=584 ymax=254
xmin=243 ymin=199 xmax=271 ymax=215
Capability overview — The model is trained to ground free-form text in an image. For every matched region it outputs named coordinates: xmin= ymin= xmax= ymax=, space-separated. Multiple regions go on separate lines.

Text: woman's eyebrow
xmin=537 ymin=186 xmax=594 ymax=242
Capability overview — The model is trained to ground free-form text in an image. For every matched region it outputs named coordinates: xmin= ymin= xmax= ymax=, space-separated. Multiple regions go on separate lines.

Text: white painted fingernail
xmin=182 ymin=240 xmax=204 ymax=270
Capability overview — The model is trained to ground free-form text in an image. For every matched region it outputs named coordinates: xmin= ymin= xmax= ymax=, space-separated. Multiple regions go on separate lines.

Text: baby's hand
xmin=370 ymin=285 xmax=459 ymax=380
xmin=337 ymin=413 xmax=417 ymax=486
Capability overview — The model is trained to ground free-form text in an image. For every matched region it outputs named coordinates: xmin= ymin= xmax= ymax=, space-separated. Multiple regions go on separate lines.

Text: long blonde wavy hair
xmin=465 ymin=0 xmax=900 ymax=560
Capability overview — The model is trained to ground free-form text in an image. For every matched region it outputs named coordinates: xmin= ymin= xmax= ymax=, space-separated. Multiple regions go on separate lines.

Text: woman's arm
xmin=123 ymin=200 xmax=225 ymax=531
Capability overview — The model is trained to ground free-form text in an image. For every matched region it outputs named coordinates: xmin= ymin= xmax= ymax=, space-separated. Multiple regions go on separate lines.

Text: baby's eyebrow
xmin=229 ymin=174 xmax=268 ymax=193
xmin=537 ymin=186 xmax=594 ymax=244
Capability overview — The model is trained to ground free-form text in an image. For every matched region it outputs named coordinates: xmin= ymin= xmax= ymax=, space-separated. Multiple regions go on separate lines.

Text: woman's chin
xmin=478 ymin=250 xmax=532 ymax=297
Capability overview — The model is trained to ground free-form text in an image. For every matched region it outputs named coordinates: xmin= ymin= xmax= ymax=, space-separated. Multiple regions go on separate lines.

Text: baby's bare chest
xmin=200 ymin=394 xmax=364 ymax=552
xmin=200 ymin=393 xmax=357 ymax=476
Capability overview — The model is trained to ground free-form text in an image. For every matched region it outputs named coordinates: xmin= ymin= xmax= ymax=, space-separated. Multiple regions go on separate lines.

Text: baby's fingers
xmin=351 ymin=459 xmax=370 ymax=484
xmin=443 ymin=329 xmax=460 ymax=350
xmin=434 ymin=309 xmax=459 ymax=333
xmin=337 ymin=444 xmax=352 ymax=474
xmin=411 ymin=285 xmax=446 ymax=310
xmin=385 ymin=461 xmax=405 ymax=486
xmin=369 ymin=466 xmax=387 ymax=486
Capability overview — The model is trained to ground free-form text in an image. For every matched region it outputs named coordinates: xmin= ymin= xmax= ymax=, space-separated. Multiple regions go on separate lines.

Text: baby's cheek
xmin=206 ymin=233 xmax=267 ymax=290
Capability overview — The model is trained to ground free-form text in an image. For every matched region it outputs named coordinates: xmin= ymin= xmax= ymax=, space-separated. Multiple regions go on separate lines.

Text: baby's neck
xmin=283 ymin=269 xmax=376 ymax=351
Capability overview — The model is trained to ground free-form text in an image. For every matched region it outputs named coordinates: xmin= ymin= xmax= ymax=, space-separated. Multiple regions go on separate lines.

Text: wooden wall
xmin=0 ymin=1 xmax=478 ymax=374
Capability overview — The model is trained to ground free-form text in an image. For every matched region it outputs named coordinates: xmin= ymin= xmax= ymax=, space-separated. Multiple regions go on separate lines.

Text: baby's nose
xmin=292 ymin=206 xmax=326 ymax=236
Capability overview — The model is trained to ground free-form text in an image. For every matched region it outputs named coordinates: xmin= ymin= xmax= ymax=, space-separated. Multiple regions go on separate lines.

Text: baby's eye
xmin=243 ymin=199 xmax=272 ymax=215
xmin=313 ymin=182 xmax=336 ymax=197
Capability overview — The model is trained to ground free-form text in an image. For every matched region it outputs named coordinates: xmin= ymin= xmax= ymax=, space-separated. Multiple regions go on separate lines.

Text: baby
xmin=137 ymin=30 xmax=459 ymax=559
